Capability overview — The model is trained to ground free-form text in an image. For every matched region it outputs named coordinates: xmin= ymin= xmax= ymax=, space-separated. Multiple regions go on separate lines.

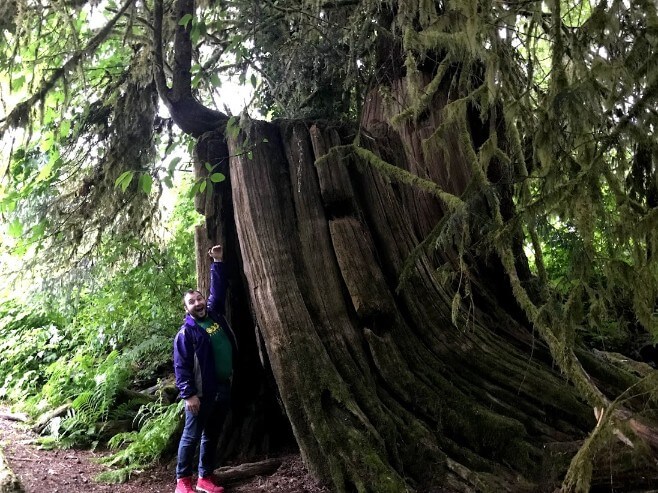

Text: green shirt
xmin=197 ymin=317 xmax=233 ymax=381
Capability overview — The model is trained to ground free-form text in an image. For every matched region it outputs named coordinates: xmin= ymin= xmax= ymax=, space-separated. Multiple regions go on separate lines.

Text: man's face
xmin=184 ymin=291 xmax=207 ymax=319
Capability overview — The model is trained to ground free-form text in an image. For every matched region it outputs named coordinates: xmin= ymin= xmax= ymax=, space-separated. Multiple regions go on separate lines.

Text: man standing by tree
xmin=173 ymin=245 xmax=237 ymax=493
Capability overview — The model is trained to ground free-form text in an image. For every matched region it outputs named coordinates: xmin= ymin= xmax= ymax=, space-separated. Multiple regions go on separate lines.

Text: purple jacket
xmin=173 ymin=261 xmax=238 ymax=399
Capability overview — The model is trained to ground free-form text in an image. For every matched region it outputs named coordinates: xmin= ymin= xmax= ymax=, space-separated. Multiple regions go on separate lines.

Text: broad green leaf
xmin=210 ymin=173 xmax=225 ymax=183
xmin=12 ymin=243 xmax=27 ymax=256
xmin=210 ymin=73 xmax=221 ymax=87
xmin=179 ymin=14 xmax=193 ymax=27
xmin=190 ymin=25 xmax=201 ymax=44
xmin=8 ymin=219 xmax=23 ymax=238
xmin=40 ymin=132 xmax=54 ymax=152
xmin=204 ymin=162 xmax=213 ymax=172
xmin=206 ymin=178 xmax=214 ymax=201
xmin=36 ymin=159 xmax=55 ymax=182
xmin=200 ymin=180 xmax=207 ymax=193
xmin=168 ymin=156 xmax=182 ymax=172
xmin=187 ymin=180 xmax=201 ymax=198
xmin=227 ymin=34 xmax=243 ymax=50
xmin=114 ymin=171 xmax=134 ymax=191
xmin=43 ymin=107 xmax=57 ymax=125
xmin=31 ymin=221 xmax=46 ymax=240
xmin=13 ymin=75 xmax=26 ymax=90
xmin=139 ymin=174 xmax=153 ymax=194
xmin=4 ymin=198 xmax=17 ymax=213
xmin=59 ymin=120 xmax=71 ymax=138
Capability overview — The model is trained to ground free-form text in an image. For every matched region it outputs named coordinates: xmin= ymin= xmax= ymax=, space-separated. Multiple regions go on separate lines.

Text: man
xmin=173 ymin=245 xmax=238 ymax=493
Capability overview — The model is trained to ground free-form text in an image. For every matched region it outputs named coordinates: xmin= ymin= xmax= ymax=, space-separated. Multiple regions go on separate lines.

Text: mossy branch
xmin=493 ymin=220 xmax=608 ymax=409
xmin=316 ymin=144 xmax=465 ymax=213
xmin=391 ymin=54 xmax=451 ymax=125
xmin=560 ymin=405 xmax=615 ymax=493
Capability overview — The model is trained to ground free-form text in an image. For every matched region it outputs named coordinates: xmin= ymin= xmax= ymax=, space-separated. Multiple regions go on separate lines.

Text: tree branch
xmin=0 ymin=0 xmax=135 ymax=132
xmin=171 ymin=0 xmax=194 ymax=98
xmin=152 ymin=0 xmax=227 ymax=136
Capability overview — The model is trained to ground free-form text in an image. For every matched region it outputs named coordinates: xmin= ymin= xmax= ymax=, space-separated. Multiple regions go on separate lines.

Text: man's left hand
xmin=208 ymin=245 xmax=223 ymax=262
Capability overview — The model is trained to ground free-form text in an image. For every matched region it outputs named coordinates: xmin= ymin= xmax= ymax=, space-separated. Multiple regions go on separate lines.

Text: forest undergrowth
xmin=0 ymin=191 xmax=198 ymax=482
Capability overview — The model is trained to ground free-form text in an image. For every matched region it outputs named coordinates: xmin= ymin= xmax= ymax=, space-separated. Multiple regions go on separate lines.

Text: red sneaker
xmin=175 ymin=477 xmax=195 ymax=493
xmin=196 ymin=475 xmax=225 ymax=493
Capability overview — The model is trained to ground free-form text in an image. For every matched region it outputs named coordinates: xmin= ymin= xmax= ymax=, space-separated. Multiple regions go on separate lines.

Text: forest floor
xmin=0 ymin=412 xmax=329 ymax=493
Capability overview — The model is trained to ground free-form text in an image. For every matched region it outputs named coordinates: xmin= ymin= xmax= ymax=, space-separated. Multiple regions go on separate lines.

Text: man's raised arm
xmin=206 ymin=244 xmax=227 ymax=316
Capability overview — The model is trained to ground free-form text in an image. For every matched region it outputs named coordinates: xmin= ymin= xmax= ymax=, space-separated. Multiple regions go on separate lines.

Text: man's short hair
xmin=183 ymin=289 xmax=203 ymax=307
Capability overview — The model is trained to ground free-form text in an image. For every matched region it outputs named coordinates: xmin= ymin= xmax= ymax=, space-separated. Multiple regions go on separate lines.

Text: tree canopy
xmin=2 ymin=0 xmax=657 ymax=312
xmin=1 ymin=0 xmax=658 ymax=491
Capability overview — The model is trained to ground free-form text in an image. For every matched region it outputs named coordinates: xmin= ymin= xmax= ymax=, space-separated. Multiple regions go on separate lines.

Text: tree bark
xmin=189 ymin=84 xmax=658 ymax=492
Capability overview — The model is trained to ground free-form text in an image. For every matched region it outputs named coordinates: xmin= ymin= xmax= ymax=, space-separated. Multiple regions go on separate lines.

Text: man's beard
xmin=191 ymin=306 xmax=207 ymax=319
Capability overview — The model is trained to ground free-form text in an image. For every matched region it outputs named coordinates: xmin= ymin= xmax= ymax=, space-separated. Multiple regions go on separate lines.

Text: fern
xmin=40 ymin=350 xmax=133 ymax=446
xmin=97 ymin=401 xmax=184 ymax=483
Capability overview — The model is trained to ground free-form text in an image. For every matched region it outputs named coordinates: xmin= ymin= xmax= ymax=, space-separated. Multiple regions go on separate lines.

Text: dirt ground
xmin=0 ymin=413 xmax=329 ymax=493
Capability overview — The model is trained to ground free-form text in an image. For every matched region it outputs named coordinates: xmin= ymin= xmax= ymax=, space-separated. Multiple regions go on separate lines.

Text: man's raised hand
xmin=208 ymin=244 xmax=223 ymax=262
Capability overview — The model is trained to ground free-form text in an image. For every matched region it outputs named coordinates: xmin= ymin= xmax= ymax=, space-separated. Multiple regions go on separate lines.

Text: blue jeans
xmin=176 ymin=381 xmax=231 ymax=479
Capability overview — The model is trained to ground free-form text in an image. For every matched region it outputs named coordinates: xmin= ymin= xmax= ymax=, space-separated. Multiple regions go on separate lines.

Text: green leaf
xmin=187 ymin=180 xmax=201 ymax=197
xmin=247 ymin=150 xmax=253 ymax=160
xmin=114 ymin=171 xmax=134 ymax=191
xmin=36 ymin=158 xmax=57 ymax=182
xmin=190 ymin=25 xmax=201 ymax=44
xmin=168 ymin=156 xmax=182 ymax=172
xmin=209 ymin=173 xmax=225 ymax=183
xmin=2 ymin=194 xmax=17 ymax=213
xmin=204 ymin=162 xmax=213 ymax=172
xmin=199 ymin=180 xmax=207 ymax=193
xmin=12 ymin=75 xmax=26 ymax=90
xmin=40 ymin=132 xmax=54 ymax=152
xmin=179 ymin=14 xmax=193 ymax=27
xmin=250 ymin=74 xmax=257 ymax=88
xmin=210 ymin=73 xmax=221 ymax=87
xmin=139 ymin=174 xmax=153 ymax=194
xmin=8 ymin=218 xmax=23 ymax=238
xmin=60 ymin=120 xmax=71 ymax=138
xmin=227 ymin=34 xmax=243 ymax=50
xmin=31 ymin=221 xmax=46 ymax=240
xmin=206 ymin=179 xmax=214 ymax=201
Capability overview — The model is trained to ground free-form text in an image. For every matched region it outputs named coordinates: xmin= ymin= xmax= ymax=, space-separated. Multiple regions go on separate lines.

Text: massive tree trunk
xmin=188 ymin=77 xmax=657 ymax=492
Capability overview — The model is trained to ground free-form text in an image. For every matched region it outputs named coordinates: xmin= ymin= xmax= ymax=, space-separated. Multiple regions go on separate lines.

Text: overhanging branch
xmin=0 ymin=0 xmax=135 ymax=133
xmin=152 ymin=0 xmax=227 ymax=137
